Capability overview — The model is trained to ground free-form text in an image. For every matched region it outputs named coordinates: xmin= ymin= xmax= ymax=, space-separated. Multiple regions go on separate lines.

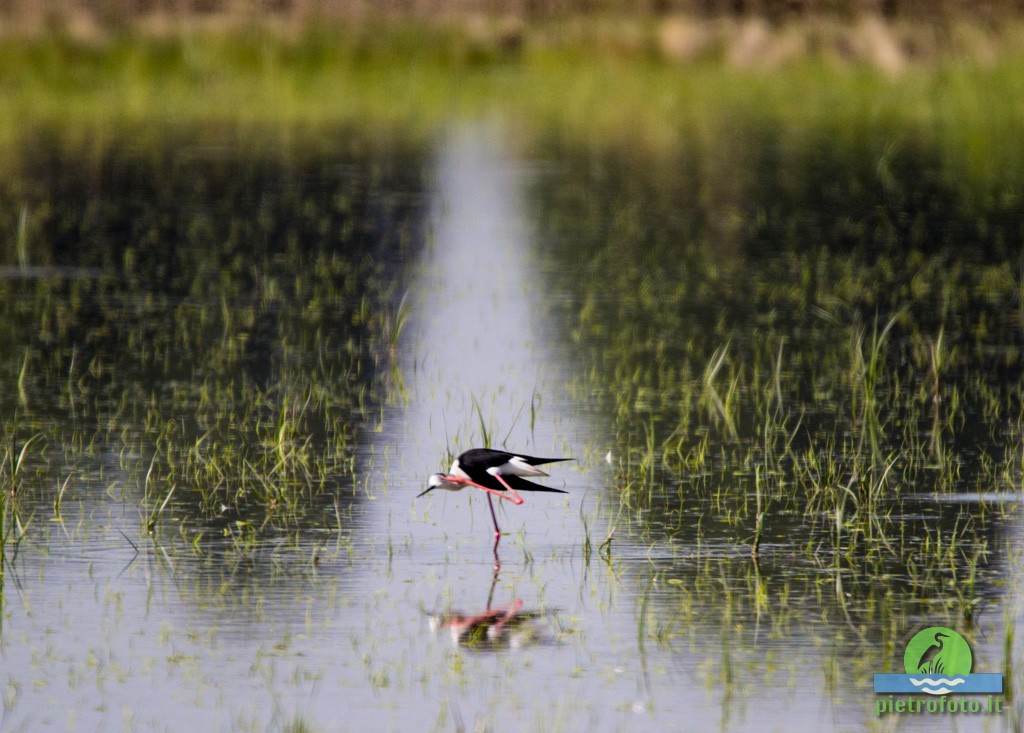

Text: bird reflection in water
xmin=426 ymin=568 xmax=559 ymax=650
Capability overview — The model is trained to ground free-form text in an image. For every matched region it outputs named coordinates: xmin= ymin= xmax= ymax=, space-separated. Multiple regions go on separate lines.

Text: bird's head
xmin=417 ymin=473 xmax=458 ymax=498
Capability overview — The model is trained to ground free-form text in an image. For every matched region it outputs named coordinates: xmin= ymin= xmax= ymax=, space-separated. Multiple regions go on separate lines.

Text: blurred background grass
xmin=0 ymin=1 xmax=1023 ymax=198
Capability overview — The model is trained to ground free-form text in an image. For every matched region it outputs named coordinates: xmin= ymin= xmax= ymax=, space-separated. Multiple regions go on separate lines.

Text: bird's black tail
xmin=504 ymin=476 xmax=569 ymax=494
xmin=522 ymin=456 xmax=574 ymax=468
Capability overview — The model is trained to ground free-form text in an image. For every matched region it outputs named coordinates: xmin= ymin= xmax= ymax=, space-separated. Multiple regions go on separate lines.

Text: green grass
xmin=0 ymin=23 xmax=1023 ymax=190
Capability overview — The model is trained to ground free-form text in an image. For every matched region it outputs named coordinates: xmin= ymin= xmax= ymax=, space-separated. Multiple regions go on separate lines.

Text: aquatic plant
xmin=530 ymin=133 xmax=1023 ymax=644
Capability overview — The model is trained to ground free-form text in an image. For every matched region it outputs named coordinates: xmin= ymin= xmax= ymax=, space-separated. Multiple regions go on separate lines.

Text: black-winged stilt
xmin=418 ymin=448 xmax=571 ymax=557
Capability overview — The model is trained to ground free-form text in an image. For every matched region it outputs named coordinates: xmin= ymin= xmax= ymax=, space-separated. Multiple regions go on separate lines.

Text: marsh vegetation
xmin=1 ymin=14 xmax=1024 ymax=730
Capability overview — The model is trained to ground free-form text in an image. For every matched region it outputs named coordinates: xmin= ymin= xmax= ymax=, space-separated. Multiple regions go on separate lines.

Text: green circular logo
xmin=904 ymin=627 xmax=972 ymax=676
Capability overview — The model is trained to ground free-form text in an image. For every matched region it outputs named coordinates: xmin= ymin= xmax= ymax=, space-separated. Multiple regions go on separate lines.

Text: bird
xmin=915 ymin=631 xmax=949 ymax=674
xmin=418 ymin=448 xmax=572 ymax=552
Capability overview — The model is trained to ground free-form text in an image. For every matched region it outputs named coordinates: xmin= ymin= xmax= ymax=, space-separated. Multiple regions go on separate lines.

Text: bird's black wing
xmin=458 ymin=449 xmax=574 ymax=470
xmin=458 ymin=448 xmax=514 ymax=470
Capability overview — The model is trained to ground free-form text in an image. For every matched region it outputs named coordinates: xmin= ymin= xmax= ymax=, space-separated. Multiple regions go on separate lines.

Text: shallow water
xmin=1 ymin=123 xmax=1022 ymax=732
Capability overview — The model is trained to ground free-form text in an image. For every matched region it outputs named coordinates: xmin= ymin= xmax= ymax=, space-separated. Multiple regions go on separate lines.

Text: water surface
xmin=0 ymin=122 xmax=1022 ymax=732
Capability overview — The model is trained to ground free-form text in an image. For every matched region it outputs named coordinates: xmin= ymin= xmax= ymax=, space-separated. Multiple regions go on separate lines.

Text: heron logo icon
xmin=902 ymin=627 xmax=973 ymax=694
xmin=874 ymin=626 xmax=1003 ymax=703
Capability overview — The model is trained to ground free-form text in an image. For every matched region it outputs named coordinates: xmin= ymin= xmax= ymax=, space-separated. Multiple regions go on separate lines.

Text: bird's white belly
xmin=494 ymin=456 xmax=548 ymax=477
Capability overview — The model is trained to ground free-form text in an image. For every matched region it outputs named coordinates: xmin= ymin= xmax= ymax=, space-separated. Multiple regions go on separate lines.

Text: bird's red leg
xmin=488 ymin=493 xmax=502 ymax=571
xmin=490 ymin=473 xmax=524 ymax=505
xmin=486 ymin=475 xmax=522 ymax=572
xmin=487 ymin=493 xmax=501 ymax=538
xmin=439 ymin=476 xmax=507 ymax=566
xmin=442 ymin=475 xmax=523 ymax=504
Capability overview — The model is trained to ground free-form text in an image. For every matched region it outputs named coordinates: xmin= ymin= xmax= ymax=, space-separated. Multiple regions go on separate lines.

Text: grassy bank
xmin=0 ymin=20 xmax=1023 ymax=174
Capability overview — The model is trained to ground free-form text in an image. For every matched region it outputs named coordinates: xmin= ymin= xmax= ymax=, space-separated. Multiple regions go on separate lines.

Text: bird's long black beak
xmin=416 ymin=486 xmax=434 ymax=499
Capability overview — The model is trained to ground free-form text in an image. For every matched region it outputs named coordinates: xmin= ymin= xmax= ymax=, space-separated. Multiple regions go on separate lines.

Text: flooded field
xmin=0 ymin=119 xmax=1023 ymax=731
